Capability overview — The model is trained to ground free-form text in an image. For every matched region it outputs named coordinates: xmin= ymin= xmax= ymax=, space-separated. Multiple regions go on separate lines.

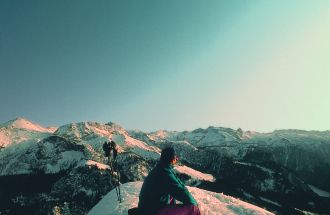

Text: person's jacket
xmin=138 ymin=161 xmax=197 ymax=215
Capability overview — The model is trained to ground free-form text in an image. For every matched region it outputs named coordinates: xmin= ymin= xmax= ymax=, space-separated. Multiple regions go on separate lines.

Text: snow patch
xmin=234 ymin=161 xmax=274 ymax=175
xmin=308 ymin=184 xmax=330 ymax=198
xmin=123 ymin=135 xmax=160 ymax=159
xmin=243 ymin=192 xmax=255 ymax=199
xmin=259 ymin=197 xmax=282 ymax=207
xmin=85 ymin=160 xmax=109 ymax=170
xmin=174 ymin=165 xmax=215 ymax=182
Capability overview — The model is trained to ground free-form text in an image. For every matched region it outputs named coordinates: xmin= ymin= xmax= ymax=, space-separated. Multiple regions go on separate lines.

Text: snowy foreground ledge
xmin=88 ymin=182 xmax=274 ymax=215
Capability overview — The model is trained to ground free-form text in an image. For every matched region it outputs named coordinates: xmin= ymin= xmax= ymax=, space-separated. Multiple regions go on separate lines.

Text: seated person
xmin=138 ymin=147 xmax=201 ymax=215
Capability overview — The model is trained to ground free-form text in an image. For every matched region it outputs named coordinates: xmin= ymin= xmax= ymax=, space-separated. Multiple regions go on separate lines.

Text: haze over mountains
xmin=0 ymin=118 xmax=329 ymax=215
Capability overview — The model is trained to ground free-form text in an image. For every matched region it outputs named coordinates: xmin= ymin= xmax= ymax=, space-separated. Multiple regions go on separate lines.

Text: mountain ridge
xmin=0 ymin=117 xmax=329 ymax=214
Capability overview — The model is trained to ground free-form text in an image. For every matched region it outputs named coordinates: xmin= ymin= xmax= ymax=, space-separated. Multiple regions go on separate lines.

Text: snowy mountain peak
xmin=148 ymin=130 xmax=174 ymax=141
xmin=1 ymin=117 xmax=54 ymax=133
xmin=54 ymin=121 xmax=129 ymax=141
xmin=105 ymin=121 xmax=126 ymax=132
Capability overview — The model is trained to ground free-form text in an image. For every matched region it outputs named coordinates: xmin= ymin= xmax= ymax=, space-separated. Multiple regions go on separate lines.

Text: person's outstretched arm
xmin=163 ymin=169 xmax=197 ymax=205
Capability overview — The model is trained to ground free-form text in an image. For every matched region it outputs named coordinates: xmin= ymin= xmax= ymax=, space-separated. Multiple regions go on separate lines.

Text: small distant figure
xmin=110 ymin=140 xmax=118 ymax=160
xmin=137 ymin=147 xmax=201 ymax=215
xmin=103 ymin=140 xmax=121 ymax=202
xmin=103 ymin=140 xmax=118 ymax=161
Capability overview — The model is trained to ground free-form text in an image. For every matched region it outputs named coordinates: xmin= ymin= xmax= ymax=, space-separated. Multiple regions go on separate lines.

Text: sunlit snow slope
xmin=88 ymin=182 xmax=274 ymax=215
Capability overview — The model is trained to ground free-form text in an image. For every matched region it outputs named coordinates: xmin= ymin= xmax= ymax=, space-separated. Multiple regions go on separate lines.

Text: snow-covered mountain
xmin=0 ymin=135 xmax=86 ymax=175
xmin=0 ymin=117 xmax=55 ymax=148
xmin=0 ymin=119 xmax=164 ymax=214
xmin=1 ymin=118 xmax=329 ymax=215
xmin=129 ymin=126 xmax=330 ymax=214
xmin=0 ymin=120 xmax=160 ymax=176
xmin=140 ymin=127 xmax=330 ymax=189
xmin=54 ymin=121 xmax=160 ymax=159
xmin=88 ymin=182 xmax=274 ymax=215
xmin=0 ymin=117 xmax=56 ymax=133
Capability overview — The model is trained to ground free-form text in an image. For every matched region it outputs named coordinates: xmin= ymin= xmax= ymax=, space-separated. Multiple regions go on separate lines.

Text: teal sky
xmin=1 ymin=0 xmax=329 ymax=132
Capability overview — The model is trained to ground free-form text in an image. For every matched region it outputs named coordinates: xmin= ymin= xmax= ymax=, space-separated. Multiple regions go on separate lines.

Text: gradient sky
xmin=1 ymin=0 xmax=329 ymax=132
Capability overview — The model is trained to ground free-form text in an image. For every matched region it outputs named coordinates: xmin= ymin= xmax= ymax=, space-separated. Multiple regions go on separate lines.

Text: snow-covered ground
xmin=88 ymin=182 xmax=274 ymax=215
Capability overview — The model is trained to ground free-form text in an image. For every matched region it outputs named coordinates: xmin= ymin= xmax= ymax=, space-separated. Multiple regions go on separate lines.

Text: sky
xmin=0 ymin=0 xmax=329 ymax=132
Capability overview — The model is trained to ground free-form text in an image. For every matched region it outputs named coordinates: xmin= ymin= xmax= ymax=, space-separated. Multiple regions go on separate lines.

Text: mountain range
xmin=0 ymin=118 xmax=329 ymax=215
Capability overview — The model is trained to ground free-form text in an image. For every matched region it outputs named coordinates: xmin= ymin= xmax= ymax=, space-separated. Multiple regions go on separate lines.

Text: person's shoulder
xmin=160 ymin=165 xmax=176 ymax=178
xmin=154 ymin=163 xmax=169 ymax=173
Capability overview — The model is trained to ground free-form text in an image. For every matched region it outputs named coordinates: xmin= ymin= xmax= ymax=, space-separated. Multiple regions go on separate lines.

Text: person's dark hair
xmin=160 ymin=147 xmax=175 ymax=164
